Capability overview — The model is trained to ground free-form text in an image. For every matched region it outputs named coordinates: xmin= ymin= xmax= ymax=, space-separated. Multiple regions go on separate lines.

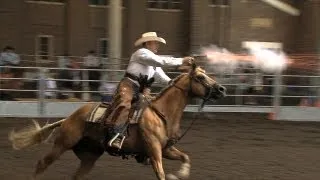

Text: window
xmin=209 ymin=0 xmax=230 ymax=6
xmin=89 ymin=0 xmax=126 ymax=7
xmin=35 ymin=35 xmax=54 ymax=60
xmin=250 ymin=18 xmax=273 ymax=28
xmin=29 ymin=0 xmax=65 ymax=3
xmin=242 ymin=41 xmax=283 ymax=51
xmin=210 ymin=0 xmax=218 ymax=5
xmin=89 ymin=0 xmax=108 ymax=6
xmin=147 ymin=0 xmax=182 ymax=10
xmin=98 ymin=38 xmax=108 ymax=58
xmin=222 ymin=0 xmax=230 ymax=5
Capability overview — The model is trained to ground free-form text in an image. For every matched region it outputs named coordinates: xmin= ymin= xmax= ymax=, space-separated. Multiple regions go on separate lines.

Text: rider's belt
xmin=124 ymin=72 xmax=140 ymax=81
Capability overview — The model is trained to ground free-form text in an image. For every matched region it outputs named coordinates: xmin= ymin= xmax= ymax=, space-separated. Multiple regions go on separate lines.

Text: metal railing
xmin=0 ymin=63 xmax=319 ymax=119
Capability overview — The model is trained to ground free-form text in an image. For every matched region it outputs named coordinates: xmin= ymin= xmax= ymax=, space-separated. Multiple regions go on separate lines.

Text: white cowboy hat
xmin=134 ymin=32 xmax=166 ymax=47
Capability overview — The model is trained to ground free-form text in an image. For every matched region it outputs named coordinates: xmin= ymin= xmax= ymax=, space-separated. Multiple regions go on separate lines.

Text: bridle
xmin=147 ymin=67 xmax=220 ymax=148
xmin=159 ymin=71 xmax=216 ymax=148
xmin=171 ymin=72 xmax=215 ymax=110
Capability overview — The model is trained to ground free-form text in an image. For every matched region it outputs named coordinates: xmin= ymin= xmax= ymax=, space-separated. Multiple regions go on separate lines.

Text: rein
xmin=147 ymin=74 xmax=213 ymax=149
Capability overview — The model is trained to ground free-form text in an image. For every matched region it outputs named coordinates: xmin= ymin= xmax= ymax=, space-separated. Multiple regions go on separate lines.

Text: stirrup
xmin=108 ymin=133 xmax=126 ymax=149
xmin=108 ymin=133 xmax=120 ymax=147
xmin=119 ymin=135 xmax=126 ymax=148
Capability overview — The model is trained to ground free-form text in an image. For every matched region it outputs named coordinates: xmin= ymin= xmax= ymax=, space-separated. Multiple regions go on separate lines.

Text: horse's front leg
xmin=163 ymin=146 xmax=191 ymax=180
xmin=148 ymin=141 xmax=166 ymax=180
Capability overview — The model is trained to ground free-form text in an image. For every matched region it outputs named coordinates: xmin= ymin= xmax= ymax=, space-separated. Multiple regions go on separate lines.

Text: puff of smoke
xmin=200 ymin=45 xmax=239 ymax=74
xmin=200 ymin=45 xmax=288 ymax=74
xmin=249 ymin=47 xmax=288 ymax=73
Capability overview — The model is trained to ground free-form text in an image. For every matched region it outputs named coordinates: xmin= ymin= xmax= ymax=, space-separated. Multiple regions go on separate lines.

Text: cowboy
xmin=107 ymin=32 xmax=194 ymax=149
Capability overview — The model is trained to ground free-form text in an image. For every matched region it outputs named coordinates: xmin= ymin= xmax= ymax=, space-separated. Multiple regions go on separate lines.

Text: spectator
xmin=243 ymin=65 xmax=262 ymax=105
xmin=57 ymin=53 xmax=70 ymax=68
xmin=0 ymin=72 xmax=16 ymax=100
xmin=57 ymin=58 xmax=82 ymax=99
xmin=98 ymin=73 xmax=117 ymax=102
xmin=0 ymin=46 xmax=20 ymax=73
xmin=300 ymin=76 xmax=317 ymax=106
xmin=83 ymin=50 xmax=101 ymax=91
xmin=0 ymin=68 xmax=24 ymax=100
xmin=43 ymin=69 xmax=57 ymax=99
xmin=236 ymin=63 xmax=260 ymax=105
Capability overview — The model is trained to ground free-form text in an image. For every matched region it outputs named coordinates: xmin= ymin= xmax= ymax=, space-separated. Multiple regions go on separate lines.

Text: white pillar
xmin=317 ymin=5 xmax=320 ymax=104
xmin=316 ymin=36 xmax=320 ymax=105
xmin=311 ymin=4 xmax=320 ymax=105
xmin=108 ymin=0 xmax=122 ymax=80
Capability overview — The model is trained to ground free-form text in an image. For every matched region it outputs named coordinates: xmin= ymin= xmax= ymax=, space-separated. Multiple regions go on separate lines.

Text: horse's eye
xmin=197 ymin=75 xmax=205 ymax=81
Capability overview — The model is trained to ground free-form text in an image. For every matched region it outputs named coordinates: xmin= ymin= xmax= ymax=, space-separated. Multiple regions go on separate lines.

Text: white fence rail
xmin=1 ymin=64 xmax=319 ymax=121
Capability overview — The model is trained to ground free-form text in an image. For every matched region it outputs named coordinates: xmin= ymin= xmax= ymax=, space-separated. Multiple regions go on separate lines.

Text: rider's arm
xmin=135 ymin=48 xmax=183 ymax=67
xmin=154 ymin=67 xmax=171 ymax=85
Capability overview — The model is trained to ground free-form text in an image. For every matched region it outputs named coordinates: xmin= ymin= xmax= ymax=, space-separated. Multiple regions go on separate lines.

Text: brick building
xmin=0 ymin=0 xmax=319 ymax=63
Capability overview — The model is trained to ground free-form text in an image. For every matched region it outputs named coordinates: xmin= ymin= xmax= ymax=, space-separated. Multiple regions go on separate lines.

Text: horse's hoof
xmin=177 ymin=163 xmax=190 ymax=179
xmin=167 ymin=174 xmax=179 ymax=180
xmin=177 ymin=170 xmax=190 ymax=179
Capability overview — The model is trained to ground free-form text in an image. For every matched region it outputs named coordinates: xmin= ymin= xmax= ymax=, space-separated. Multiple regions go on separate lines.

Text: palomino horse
xmin=9 ymin=63 xmax=226 ymax=180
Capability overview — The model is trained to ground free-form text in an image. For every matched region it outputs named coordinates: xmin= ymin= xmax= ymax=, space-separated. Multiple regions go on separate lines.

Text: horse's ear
xmin=177 ymin=65 xmax=191 ymax=73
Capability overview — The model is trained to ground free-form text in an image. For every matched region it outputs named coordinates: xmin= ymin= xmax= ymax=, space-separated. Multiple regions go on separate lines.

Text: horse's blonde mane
xmin=197 ymin=67 xmax=206 ymax=73
xmin=153 ymin=66 xmax=206 ymax=100
xmin=154 ymin=73 xmax=187 ymax=99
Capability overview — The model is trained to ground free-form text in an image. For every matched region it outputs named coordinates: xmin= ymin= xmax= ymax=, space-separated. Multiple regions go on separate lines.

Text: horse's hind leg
xmin=72 ymin=152 xmax=101 ymax=180
xmin=32 ymin=144 xmax=66 ymax=179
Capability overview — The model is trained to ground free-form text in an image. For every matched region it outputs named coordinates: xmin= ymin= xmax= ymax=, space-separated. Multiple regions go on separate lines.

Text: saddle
xmin=87 ymin=73 xmax=155 ymax=125
xmin=86 ymin=93 xmax=150 ymax=125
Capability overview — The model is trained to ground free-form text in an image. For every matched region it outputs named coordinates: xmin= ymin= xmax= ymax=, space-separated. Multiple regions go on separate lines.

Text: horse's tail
xmin=8 ymin=119 xmax=65 ymax=150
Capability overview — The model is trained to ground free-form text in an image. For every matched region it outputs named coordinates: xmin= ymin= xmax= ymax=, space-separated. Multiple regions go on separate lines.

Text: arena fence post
xmin=81 ymin=69 xmax=90 ymax=101
xmin=271 ymin=71 xmax=283 ymax=120
xmin=38 ymin=68 xmax=46 ymax=117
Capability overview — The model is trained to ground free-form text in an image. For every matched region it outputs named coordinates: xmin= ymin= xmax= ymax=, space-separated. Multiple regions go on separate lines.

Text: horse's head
xmin=178 ymin=63 xmax=227 ymax=101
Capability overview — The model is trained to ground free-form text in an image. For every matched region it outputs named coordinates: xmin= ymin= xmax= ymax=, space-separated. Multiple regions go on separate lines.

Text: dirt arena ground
xmin=1 ymin=113 xmax=320 ymax=180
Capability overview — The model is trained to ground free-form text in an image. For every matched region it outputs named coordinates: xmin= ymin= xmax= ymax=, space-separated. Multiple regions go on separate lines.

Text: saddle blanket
xmin=86 ymin=100 xmax=147 ymax=124
xmin=86 ymin=103 xmax=108 ymax=123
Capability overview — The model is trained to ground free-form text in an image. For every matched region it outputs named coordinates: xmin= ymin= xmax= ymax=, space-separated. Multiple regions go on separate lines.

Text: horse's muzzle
xmin=211 ymin=84 xmax=227 ymax=99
